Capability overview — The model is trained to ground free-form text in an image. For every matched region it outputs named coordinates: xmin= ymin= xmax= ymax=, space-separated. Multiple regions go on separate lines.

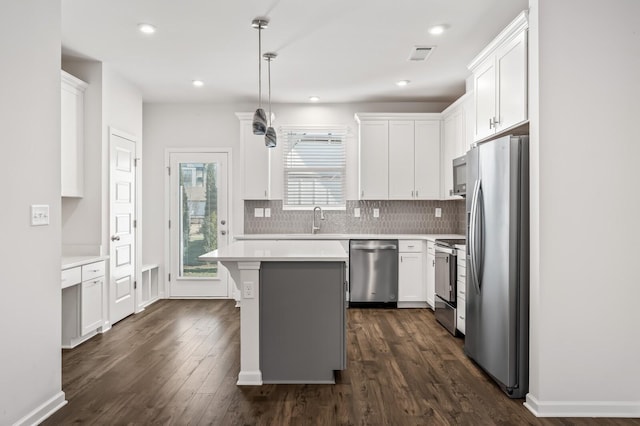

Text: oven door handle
xmin=434 ymin=245 xmax=457 ymax=255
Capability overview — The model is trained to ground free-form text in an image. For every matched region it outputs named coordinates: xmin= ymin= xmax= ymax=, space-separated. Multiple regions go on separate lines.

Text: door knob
xmin=220 ymin=220 xmax=226 ymax=225
xmin=111 ymin=235 xmax=120 ymax=241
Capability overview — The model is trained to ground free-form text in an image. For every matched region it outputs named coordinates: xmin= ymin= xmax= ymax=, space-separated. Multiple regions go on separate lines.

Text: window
xmin=282 ymin=127 xmax=347 ymax=209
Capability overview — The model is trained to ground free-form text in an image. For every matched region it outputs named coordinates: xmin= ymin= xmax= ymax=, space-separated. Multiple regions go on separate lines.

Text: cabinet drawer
xmin=82 ymin=260 xmax=105 ymax=281
xmin=457 ymin=280 xmax=466 ymax=300
xmin=457 ymin=264 xmax=466 ymax=279
xmin=61 ymin=267 xmax=81 ymax=289
xmin=399 ymin=240 xmax=422 ymax=252
xmin=457 ymin=298 xmax=466 ymax=335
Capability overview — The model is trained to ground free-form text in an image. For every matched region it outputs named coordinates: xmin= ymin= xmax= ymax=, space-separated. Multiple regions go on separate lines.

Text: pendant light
xmin=264 ymin=52 xmax=277 ymax=148
xmin=251 ymin=18 xmax=269 ymax=135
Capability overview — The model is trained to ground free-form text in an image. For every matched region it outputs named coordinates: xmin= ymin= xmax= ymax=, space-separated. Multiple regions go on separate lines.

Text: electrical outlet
xmin=373 ymin=208 xmax=380 ymax=218
xmin=435 ymin=207 xmax=442 ymax=218
xmin=254 ymin=208 xmax=264 ymax=218
xmin=31 ymin=204 xmax=50 ymax=226
xmin=264 ymin=208 xmax=271 ymax=218
xmin=354 ymin=208 xmax=360 ymax=218
xmin=243 ymin=281 xmax=255 ymax=299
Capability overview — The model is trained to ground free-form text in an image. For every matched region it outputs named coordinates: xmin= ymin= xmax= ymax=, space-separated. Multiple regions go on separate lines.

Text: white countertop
xmin=235 ymin=233 xmax=465 ymax=242
xmin=199 ymin=240 xmax=348 ymax=262
xmin=62 ymin=255 xmax=109 ymax=270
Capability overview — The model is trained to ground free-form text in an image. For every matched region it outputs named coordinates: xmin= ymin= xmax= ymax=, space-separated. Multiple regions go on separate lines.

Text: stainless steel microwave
xmin=452 ymin=154 xmax=466 ymax=197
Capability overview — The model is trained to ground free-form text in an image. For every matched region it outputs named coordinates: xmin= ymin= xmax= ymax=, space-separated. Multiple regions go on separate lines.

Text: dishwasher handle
xmin=350 ymin=244 xmax=397 ymax=250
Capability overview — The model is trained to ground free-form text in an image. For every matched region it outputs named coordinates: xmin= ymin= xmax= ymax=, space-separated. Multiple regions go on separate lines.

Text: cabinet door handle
xmin=264 ymin=190 xmax=267 ymax=197
xmin=111 ymin=235 xmax=120 ymax=241
xmin=433 ymin=260 xmax=435 ymax=267
xmin=489 ymin=118 xmax=493 ymax=129
xmin=361 ymin=189 xmax=364 ymax=198
xmin=415 ymin=190 xmax=419 ymax=197
xmin=221 ymin=230 xmax=227 ymax=235
xmin=411 ymin=190 xmax=414 ymax=197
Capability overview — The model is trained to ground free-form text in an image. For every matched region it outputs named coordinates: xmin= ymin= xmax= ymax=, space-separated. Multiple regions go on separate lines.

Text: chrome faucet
xmin=312 ymin=206 xmax=325 ymax=234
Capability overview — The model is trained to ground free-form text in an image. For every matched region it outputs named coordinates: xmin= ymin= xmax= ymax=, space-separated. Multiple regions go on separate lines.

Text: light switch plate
xmin=254 ymin=208 xmax=264 ymax=218
xmin=435 ymin=207 xmax=442 ymax=218
xmin=31 ymin=204 xmax=50 ymax=226
xmin=264 ymin=208 xmax=271 ymax=218
xmin=354 ymin=208 xmax=360 ymax=218
xmin=373 ymin=208 xmax=380 ymax=218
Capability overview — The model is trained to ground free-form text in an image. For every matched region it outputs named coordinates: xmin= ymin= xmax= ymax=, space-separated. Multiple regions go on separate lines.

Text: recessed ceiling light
xmin=428 ymin=25 xmax=448 ymax=35
xmin=138 ymin=23 xmax=156 ymax=34
xmin=396 ymin=80 xmax=410 ymax=87
xmin=192 ymin=80 xmax=204 ymax=87
xmin=309 ymin=96 xmax=320 ymax=102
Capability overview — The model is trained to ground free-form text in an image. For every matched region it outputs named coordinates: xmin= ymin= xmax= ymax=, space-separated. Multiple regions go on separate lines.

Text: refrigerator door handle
xmin=476 ymin=181 xmax=485 ymax=289
xmin=469 ymin=179 xmax=482 ymax=293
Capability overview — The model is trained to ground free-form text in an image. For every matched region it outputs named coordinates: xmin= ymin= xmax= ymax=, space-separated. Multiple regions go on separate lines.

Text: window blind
xmin=282 ymin=128 xmax=347 ymax=208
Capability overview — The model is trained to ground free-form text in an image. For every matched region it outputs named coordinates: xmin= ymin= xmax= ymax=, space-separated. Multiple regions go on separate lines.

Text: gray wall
xmin=0 ymin=1 xmax=64 ymax=424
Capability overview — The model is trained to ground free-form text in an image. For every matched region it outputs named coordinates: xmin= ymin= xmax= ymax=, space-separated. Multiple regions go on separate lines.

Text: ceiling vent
xmin=408 ymin=46 xmax=435 ymax=61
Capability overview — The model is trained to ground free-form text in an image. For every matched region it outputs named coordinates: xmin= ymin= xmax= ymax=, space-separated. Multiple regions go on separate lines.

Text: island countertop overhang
xmin=199 ymin=240 xmax=348 ymax=263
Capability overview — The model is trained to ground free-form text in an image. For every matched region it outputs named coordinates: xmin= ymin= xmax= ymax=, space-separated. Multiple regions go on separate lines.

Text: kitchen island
xmin=199 ymin=240 xmax=348 ymax=386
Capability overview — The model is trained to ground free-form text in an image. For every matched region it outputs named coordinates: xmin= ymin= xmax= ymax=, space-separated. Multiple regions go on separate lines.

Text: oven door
xmin=435 ymin=245 xmax=457 ymax=303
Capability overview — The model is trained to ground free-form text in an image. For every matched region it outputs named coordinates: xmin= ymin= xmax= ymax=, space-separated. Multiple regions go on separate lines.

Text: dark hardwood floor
xmin=44 ymin=300 xmax=639 ymax=425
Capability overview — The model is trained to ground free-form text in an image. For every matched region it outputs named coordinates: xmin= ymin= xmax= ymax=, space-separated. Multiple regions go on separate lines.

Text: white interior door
xmin=169 ymin=152 xmax=229 ymax=297
xmin=109 ymin=131 xmax=137 ymax=324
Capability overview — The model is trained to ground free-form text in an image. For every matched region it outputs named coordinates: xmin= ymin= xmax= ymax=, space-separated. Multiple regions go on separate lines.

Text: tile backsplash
xmin=244 ymin=200 xmax=466 ymax=235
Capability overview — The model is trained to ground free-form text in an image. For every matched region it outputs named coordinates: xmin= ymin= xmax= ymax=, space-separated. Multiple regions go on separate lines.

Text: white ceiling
xmin=61 ymin=0 xmax=528 ymax=104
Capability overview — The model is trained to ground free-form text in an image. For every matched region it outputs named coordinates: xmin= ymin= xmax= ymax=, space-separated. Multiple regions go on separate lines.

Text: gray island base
xmin=260 ymin=262 xmax=346 ymax=384
xmin=199 ymin=240 xmax=348 ymax=386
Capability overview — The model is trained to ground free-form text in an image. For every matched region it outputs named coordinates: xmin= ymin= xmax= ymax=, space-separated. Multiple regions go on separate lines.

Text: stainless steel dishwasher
xmin=349 ymin=240 xmax=398 ymax=306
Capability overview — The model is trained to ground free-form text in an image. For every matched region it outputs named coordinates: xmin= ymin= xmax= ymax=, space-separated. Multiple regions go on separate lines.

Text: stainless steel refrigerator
xmin=465 ymin=134 xmax=529 ymax=399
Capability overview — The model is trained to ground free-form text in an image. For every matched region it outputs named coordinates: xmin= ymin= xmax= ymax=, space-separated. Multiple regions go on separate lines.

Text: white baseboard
xmin=525 ymin=394 xmax=640 ymax=418
xmin=12 ymin=391 xmax=66 ymax=426
xmin=236 ymin=370 xmax=262 ymax=386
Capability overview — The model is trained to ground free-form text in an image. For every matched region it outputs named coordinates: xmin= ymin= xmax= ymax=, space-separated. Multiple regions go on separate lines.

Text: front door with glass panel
xmin=169 ymin=152 xmax=229 ymax=297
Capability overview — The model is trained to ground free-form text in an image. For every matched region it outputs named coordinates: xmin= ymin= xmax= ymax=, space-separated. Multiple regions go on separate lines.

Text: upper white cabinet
xmin=441 ymin=93 xmax=472 ymax=199
xmin=237 ymin=113 xmax=270 ymax=199
xmin=356 ymin=113 xmax=441 ymax=200
xmin=358 ymin=120 xmax=389 ymax=200
xmin=468 ymin=11 xmax=528 ymax=142
xmin=61 ymin=70 xmax=88 ymax=197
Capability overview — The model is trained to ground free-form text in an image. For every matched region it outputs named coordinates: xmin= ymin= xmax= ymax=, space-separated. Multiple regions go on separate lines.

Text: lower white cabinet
xmin=81 ymin=277 xmax=103 ymax=335
xmin=62 ymin=259 xmax=106 ymax=348
xmin=398 ymin=240 xmax=427 ymax=307
xmin=456 ymin=247 xmax=466 ymax=334
xmin=426 ymin=241 xmax=436 ymax=310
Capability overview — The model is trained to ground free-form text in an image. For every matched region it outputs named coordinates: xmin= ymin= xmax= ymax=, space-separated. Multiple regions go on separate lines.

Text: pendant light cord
xmin=258 ymin=25 xmax=262 ymax=108
xmin=268 ymin=57 xmax=272 ymax=125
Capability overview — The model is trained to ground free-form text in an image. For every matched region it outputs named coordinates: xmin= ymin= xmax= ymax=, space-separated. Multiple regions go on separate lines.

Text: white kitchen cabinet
xmin=358 ymin=120 xmax=389 ymax=199
xmin=426 ymin=241 xmax=436 ymax=310
xmin=61 ymin=70 xmax=88 ymax=197
xmin=456 ymin=247 xmax=466 ymax=335
xmin=398 ymin=240 xmax=427 ymax=307
xmin=414 ymin=120 xmax=441 ymax=199
xmin=81 ymin=277 xmax=103 ymax=335
xmin=62 ymin=259 xmax=106 ymax=348
xmin=356 ymin=113 xmax=441 ymax=200
xmin=441 ymin=93 xmax=471 ymax=200
xmin=469 ymin=11 xmax=528 ymax=142
xmin=237 ymin=113 xmax=270 ymax=199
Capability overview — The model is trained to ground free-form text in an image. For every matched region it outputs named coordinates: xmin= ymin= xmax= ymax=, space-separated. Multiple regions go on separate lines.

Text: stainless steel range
xmin=434 ymin=239 xmax=465 ymax=335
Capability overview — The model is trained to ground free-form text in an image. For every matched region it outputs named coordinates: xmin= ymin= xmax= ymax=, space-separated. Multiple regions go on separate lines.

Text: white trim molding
xmin=12 ymin=391 xmax=66 ymax=426
xmin=525 ymin=394 xmax=640 ymax=418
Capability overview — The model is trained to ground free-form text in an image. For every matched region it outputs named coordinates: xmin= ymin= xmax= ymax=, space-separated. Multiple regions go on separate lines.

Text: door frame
xmin=164 ymin=147 xmax=233 ymax=299
xmin=105 ymin=127 xmax=142 ymax=333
